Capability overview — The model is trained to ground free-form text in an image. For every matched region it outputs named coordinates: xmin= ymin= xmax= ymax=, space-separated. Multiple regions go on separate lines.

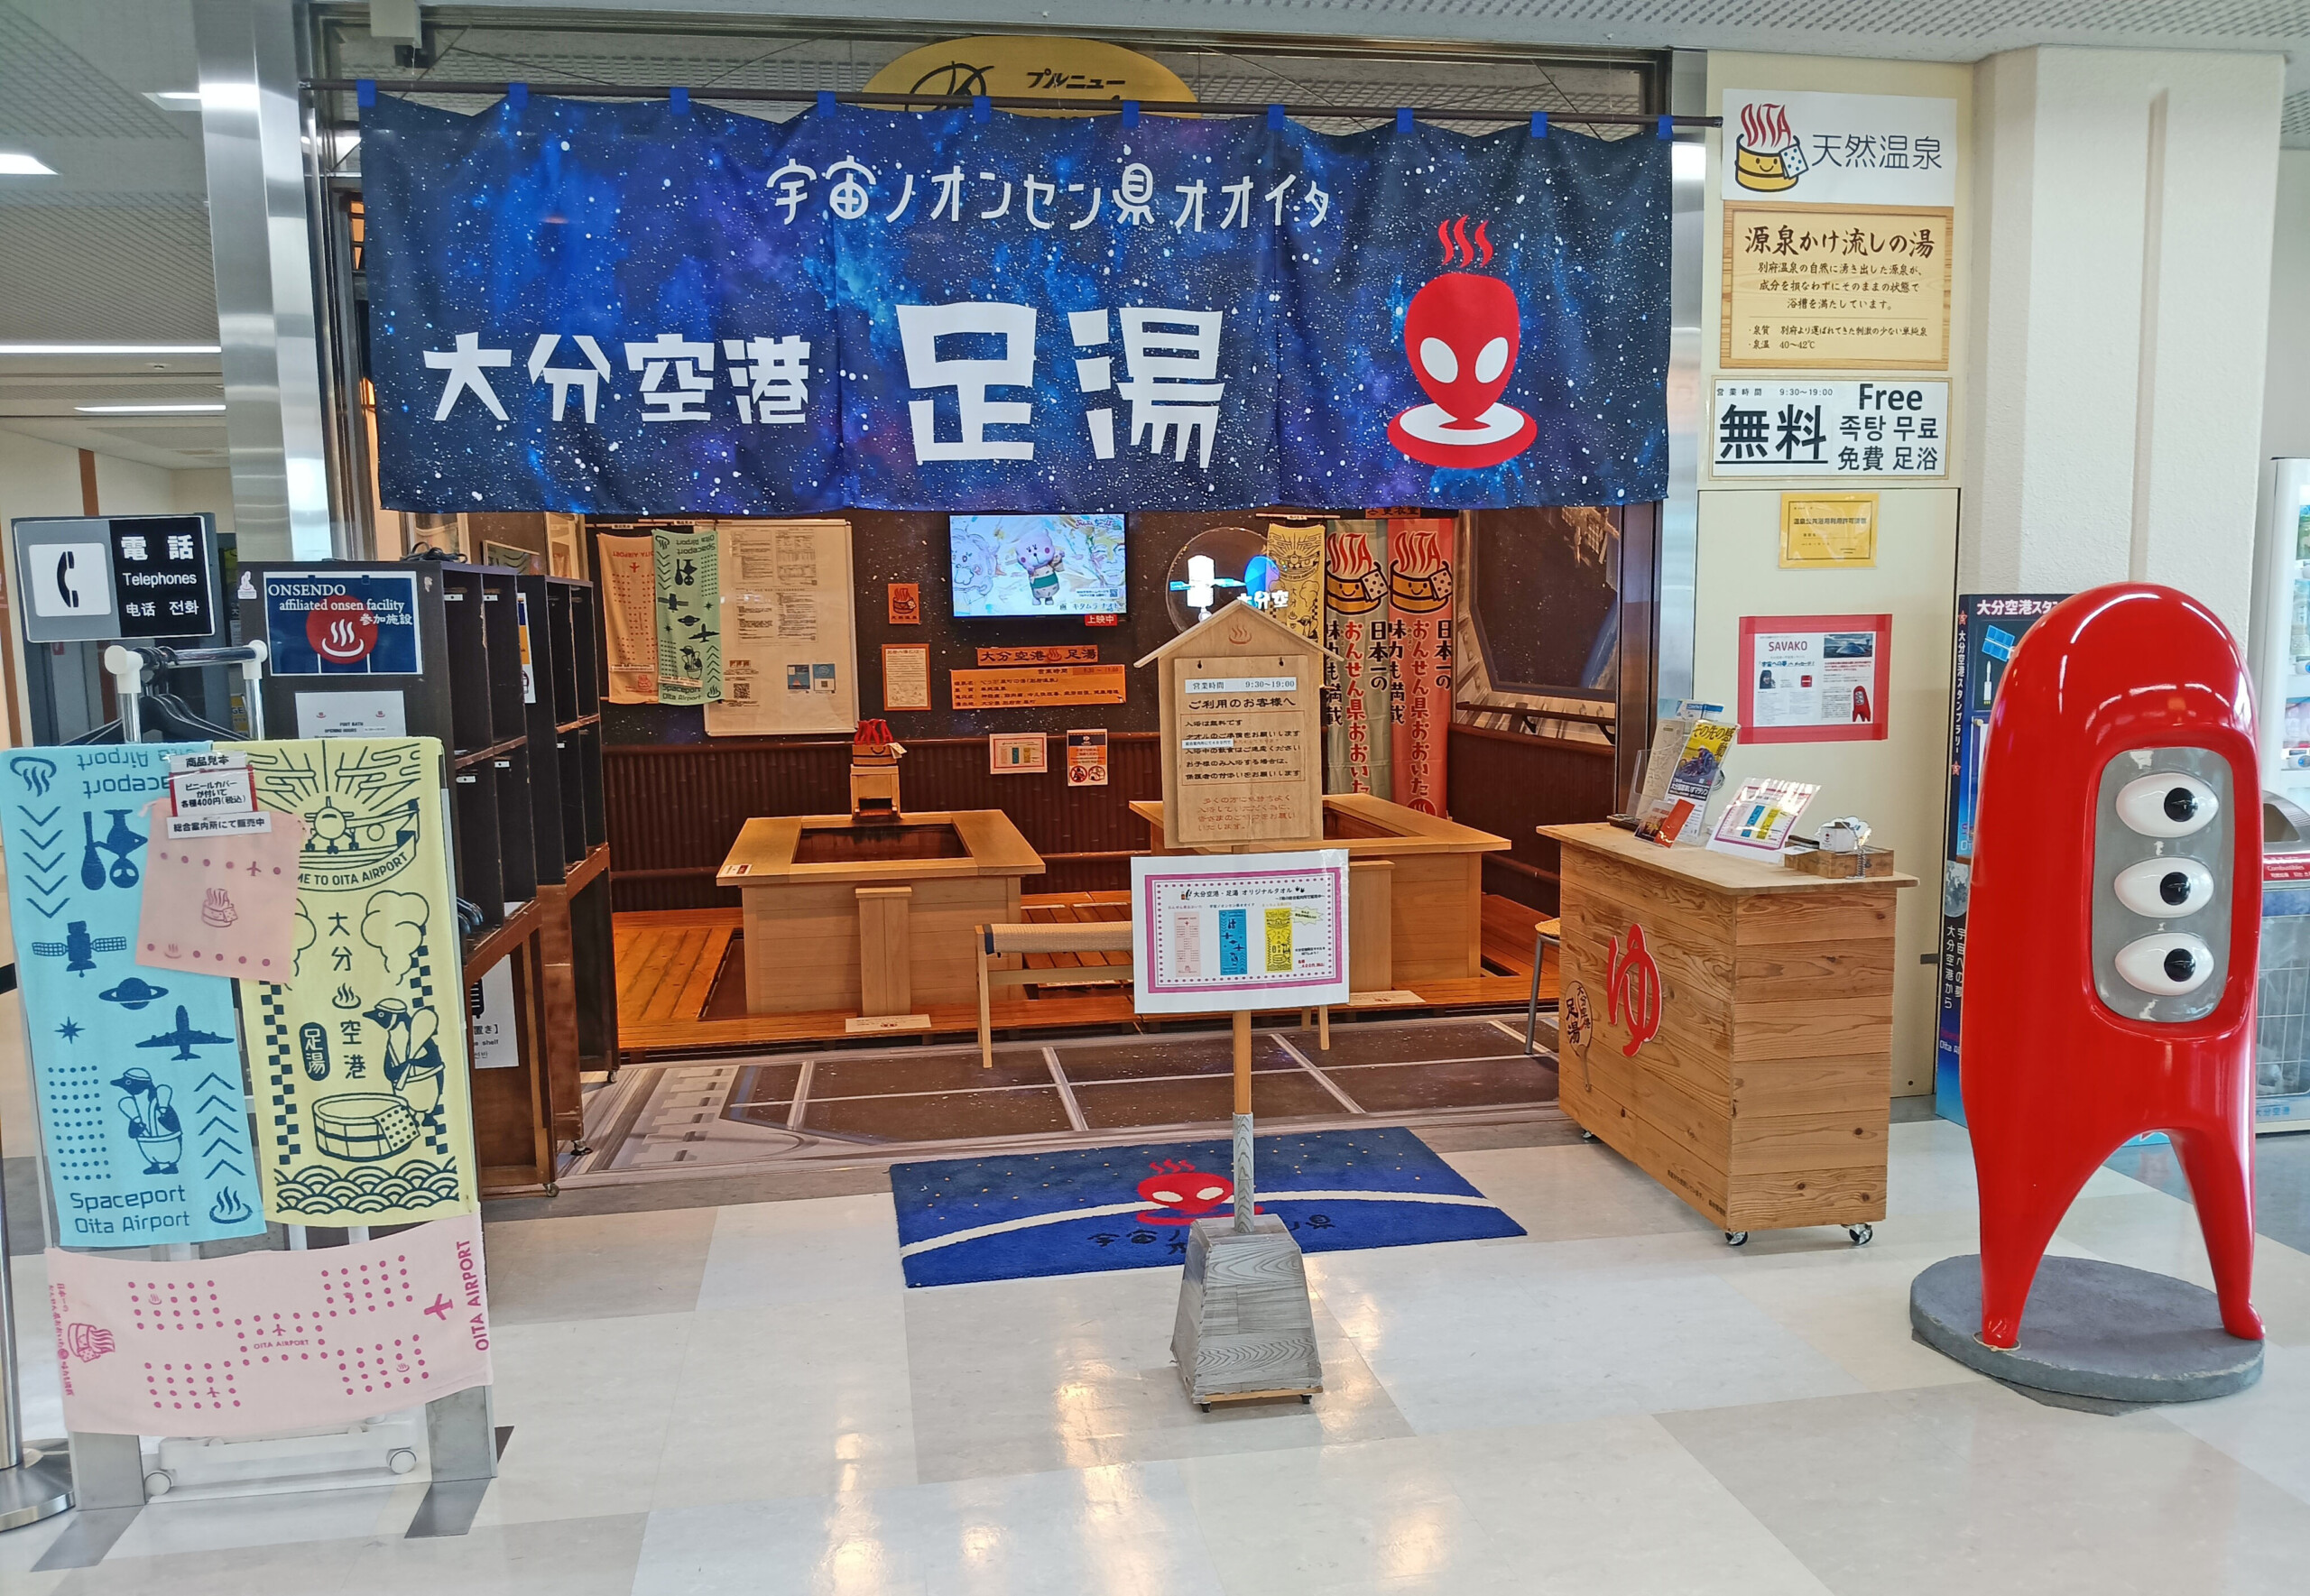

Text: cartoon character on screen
xmin=952 ymin=530 xmax=995 ymax=609
xmin=1962 ymin=584 xmax=2263 ymax=1349
xmin=1014 ymin=528 xmax=1066 ymax=606
xmin=1087 ymin=528 xmax=1126 ymax=594
xmin=1389 ymin=217 xmax=1539 ymax=470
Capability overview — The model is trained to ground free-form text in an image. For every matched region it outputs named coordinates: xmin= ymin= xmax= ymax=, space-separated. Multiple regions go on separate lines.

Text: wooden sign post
xmin=1132 ymin=605 xmax=1347 ymax=1411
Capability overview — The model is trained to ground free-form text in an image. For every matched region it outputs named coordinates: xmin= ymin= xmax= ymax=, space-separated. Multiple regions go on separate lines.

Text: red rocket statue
xmin=1962 ymin=584 xmax=2262 ymax=1349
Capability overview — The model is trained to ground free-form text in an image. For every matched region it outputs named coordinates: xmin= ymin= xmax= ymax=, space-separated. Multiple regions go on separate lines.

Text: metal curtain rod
xmin=306 ymin=78 xmax=1719 ymax=127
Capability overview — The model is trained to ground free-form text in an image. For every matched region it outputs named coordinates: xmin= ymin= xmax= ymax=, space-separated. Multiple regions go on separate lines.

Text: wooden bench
xmin=977 ymin=920 xmax=1136 ymax=1066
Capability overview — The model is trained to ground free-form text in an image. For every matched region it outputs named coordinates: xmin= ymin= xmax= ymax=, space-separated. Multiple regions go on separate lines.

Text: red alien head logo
xmin=1389 ymin=217 xmax=1539 ymax=470
xmin=1136 ymin=1158 xmax=1234 ymax=1225
xmin=1604 ymin=923 xmax=1662 ymax=1057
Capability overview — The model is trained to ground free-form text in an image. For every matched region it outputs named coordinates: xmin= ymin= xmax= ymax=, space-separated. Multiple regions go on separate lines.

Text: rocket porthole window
xmin=2115 ymin=772 xmax=2218 ymax=837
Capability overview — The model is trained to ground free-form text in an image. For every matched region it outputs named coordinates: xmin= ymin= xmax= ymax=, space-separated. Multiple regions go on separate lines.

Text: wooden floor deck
xmin=615 ymin=893 xmax=1554 ymax=1059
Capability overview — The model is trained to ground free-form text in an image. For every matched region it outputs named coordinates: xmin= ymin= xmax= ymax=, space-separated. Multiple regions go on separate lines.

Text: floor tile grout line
xmin=785 ymin=1058 xmax=815 ymax=1130
xmin=1271 ymin=1030 xmax=1367 ymax=1114
xmin=1044 ymin=1046 xmax=1091 ymax=1132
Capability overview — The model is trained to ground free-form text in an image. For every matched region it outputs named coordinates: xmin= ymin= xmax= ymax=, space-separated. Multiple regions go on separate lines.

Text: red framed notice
xmin=1737 ymin=613 xmax=1892 ymax=744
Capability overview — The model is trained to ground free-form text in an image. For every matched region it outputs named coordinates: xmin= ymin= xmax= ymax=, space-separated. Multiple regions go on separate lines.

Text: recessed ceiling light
xmin=0 ymin=344 xmax=222 ymax=355
xmin=75 ymin=403 xmax=226 ymax=414
xmin=0 ymin=153 xmax=57 ymax=176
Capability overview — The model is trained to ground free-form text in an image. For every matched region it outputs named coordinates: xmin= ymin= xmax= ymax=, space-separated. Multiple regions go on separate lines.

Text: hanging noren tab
xmin=356 ymin=78 xmax=376 ymax=110
xmin=1657 ymin=113 xmax=1673 ymax=140
xmin=670 ymin=88 xmax=691 ymax=115
xmin=1396 ymin=107 xmax=1414 ymax=133
xmin=1121 ymin=100 xmax=1141 ymax=129
xmin=1267 ymin=104 xmax=1286 ymax=131
xmin=972 ymin=94 xmax=991 ymax=124
xmin=1530 ymin=110 xmax=1548 ymax=138
xmin=815 ymin=89 xmax=834 ymax=115
xmin=506 ymin=82 xmax=528 ymax=111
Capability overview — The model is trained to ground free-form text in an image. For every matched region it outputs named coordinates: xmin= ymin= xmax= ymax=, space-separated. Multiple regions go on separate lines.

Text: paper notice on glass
xmin=1707 ymin=778 xmax=1821 ymax=862
xmin=597 ymin=534 xmax=660 ymax=703
xmin=707 ymin=519 xmax=858 ymax=736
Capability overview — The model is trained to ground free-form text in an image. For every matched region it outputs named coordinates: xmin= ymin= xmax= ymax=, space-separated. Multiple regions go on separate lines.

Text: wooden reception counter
xmin=1540 ymin=823 xmax=1917 ymax=1241
xmin=1134 ymin=794 xmax=1509 ymax=988
xmin=717 ymin=811 xmax=1044 ymax=1019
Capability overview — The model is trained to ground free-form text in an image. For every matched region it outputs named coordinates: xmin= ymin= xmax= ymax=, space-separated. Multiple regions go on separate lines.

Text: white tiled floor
xmin=14 ymin=1119 xmax=2310 ymax=1593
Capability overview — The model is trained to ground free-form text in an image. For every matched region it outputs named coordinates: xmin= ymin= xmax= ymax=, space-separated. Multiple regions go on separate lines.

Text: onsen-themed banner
xmin=1386 ymin=518 xmax=1455 ymax=816
xmin=48 ymin=1213 xmax=493 ymax=1439
xmin=1278 ymin=122 xmax=1670 ymax=509
xmin=230 ymin=738 xmax=479 ymax=1226
xmin=653 ymin=526 xmax=721 ymax=705
xmin=360 ymin=93 xmax=1669 ymax=513
xmin=0 ymin=744 xmax=266 ymax=1248
xmin=1323 ymin=520 xmax=1394 ymax=798
xmin=597 ymin=534 xmax=660 ymax=703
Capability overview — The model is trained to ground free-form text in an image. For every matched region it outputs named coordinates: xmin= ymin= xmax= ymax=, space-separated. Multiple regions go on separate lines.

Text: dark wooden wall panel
xmin=1446 ymin=724 xmax=1617 ymax=915
xmin=606 ymin=733 xmax=1165 ymax=909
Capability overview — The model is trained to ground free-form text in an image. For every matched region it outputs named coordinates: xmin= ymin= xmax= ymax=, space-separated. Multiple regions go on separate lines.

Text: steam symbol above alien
xmin=1387 ymin=216 xmax=1538 ymax=470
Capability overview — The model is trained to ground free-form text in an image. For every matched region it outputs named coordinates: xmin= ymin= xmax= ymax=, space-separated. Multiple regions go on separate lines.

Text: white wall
xmin=2265 ymin=149 xmax=2310 ymax=465
xmin=1964 ymin=47 xmax=2285 ymax=634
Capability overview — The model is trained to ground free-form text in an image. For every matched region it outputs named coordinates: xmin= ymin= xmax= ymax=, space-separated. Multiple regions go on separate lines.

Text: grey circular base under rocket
xmin=1909 ymin=1254 xmax=2263 ymax=1403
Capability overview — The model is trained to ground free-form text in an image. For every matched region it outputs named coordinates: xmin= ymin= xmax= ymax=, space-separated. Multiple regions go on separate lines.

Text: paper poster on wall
xmin=1066 ymin=728 xmax=1109 ymax=788
xmin=1386 ymin=517 xmax=1455 ymax=816
xmin=706 ymin=518 xmax=859 ymax=736
xmin=989 ymin=733 xmax=1048 ymax=775
xmin=46 ymin=1213 xmax=493 ymax=1439
xmin=262 ymin=571 xmax=424 ymax=677
xmin=887 ymin=583 xmax=920 ymax=624
xmin=1721 ymin=205 xmax=1952 ymax=372
xmin=882 ymin=643 xmax=931 ymax=713
xmin=1779 ymin=494 xmax=1880 ymax=567
xmin=0 ymin=742 xmax=267 ymax=1248
xmin=1323 ymin=519 xmax=1393 ymax=798
xmin=949 ymin=664 xmax=1127 ymax=709
xmin=231 ymin=737 xmax=479 ymax=1227
xmin=597 ymin=534 xmax=659 ymax=703
xmin=1738 ymin=613 xmax=1893 ymax=743
xmin=1714 ymin=381 xmax=1947 ymax=479
xmin=1132 ymin=849 xmax=1351 ymax=1014
xmin=1720 ymin=90 xmax=1958 ymax=207
xmin=653 ymin=526 xmax=720 ymax=705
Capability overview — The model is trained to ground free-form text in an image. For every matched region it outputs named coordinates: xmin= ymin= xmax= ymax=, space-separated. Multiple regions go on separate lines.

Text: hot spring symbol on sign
xmin=1389 ymin=217 xmax=1538 ymax=471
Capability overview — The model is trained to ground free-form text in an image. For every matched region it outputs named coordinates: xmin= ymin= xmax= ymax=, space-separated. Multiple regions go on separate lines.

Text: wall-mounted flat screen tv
xmin=949 ymin=513 xmax=1127 ymax=617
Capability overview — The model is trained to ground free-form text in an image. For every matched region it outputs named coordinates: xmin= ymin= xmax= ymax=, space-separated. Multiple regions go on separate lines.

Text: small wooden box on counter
xmin=1539 ymin=823 xmax=1917 ymax=1239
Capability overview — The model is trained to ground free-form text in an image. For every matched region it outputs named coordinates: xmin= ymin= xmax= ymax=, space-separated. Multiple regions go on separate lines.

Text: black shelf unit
xmin=238 ymin=561 xmax=606 ymax=949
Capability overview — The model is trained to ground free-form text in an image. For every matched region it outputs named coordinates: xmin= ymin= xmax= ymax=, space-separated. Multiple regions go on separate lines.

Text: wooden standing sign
xmin=1138 ymin=599 xmax=1330 ymax=851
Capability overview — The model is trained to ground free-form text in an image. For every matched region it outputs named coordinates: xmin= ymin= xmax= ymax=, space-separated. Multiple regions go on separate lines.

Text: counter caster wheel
xmin=1723 ymin=1231 xmax=1750 ymax=1248
xmin=1847 ymin=1223 xmax=1873 ymax=1247
xmin=1300 ymin=1394 xmax=1313 ymax=1405
xmin=1197 ymin=1402 xmax=1211 ymax=1414
xmin=1579 ymin=1129 xmax=1597 ymax=1143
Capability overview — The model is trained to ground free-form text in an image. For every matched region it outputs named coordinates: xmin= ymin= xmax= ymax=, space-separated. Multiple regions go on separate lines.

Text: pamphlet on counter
xmin=1707 ymin=778 xmax=1821 ymax=861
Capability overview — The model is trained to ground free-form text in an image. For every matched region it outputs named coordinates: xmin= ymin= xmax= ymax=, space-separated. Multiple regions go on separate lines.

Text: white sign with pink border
xmin=1130 ymin=849 xmax=1350 ymax=1016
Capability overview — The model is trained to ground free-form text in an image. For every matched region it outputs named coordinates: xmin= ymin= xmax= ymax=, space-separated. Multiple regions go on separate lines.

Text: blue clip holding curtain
xmin=1121 ymin=100 xmax=1140 ymax=129
xmin=972 ymin=94 xmax=991 ymax=124
xmin=817 ymin=90 xmax=837 ymax=115
xmin=1529 ymin=110 xmax=1548 ymax=138
xmin=1657 ymin=114 xmax=1673 ymax=140
xmin=670 ymin=88 xmax=691 ymax=115
xmin=506 ymin=82 xmax=528 ymax=111
xmin=1396 ymin=107 xmax=1414 ymax=133
xmin=356 ymin=78 xmax=376 ymax=110
xmin=1266 ymin=104 xmax=1286 ymax=131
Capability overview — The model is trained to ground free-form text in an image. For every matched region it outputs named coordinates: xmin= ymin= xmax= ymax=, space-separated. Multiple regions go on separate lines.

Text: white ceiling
xmin=2 ymin=0 xmax=2305 ymax=475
